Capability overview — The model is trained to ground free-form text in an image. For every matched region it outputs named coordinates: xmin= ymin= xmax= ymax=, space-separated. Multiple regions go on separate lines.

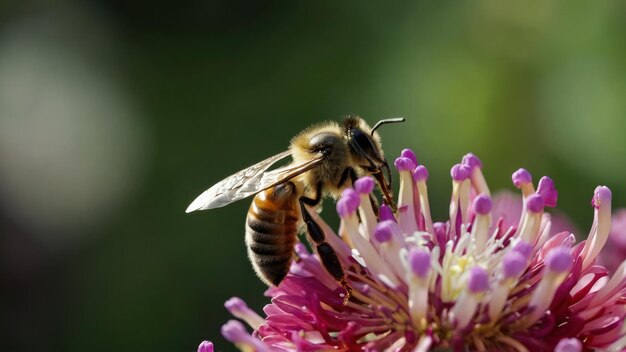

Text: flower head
xmin=202 ymin=150 xmax=626 ymax=351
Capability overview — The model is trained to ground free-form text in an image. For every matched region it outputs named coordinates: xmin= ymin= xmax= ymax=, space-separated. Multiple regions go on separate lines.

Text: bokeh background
xmin=1 ymin=1 xmax=625 ymax=351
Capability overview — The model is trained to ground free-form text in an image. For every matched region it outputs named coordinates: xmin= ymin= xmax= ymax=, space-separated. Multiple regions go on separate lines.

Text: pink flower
xmin=200 ymin=150 xmax=626 ymax=351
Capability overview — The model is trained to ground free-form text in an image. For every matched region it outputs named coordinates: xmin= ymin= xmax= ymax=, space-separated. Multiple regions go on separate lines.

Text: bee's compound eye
xmin=348 ymin=128 xmax=383 ymax=163
xmin=309 ymin=133 xmax=337 ymax=155
xmin=350 ymin=128 xmax=371 ymax=148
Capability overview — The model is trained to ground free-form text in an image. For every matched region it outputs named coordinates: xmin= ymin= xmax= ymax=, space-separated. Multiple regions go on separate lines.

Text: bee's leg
xmin=365 ymin=166 xmax=396 ymax=210
xmin=375 ymin=170 xmax=396 ymax=210
xmin=299 ymin=183 xmax=352 ymax=303
xmin=337 ymin=167 xmax=358 ymax=188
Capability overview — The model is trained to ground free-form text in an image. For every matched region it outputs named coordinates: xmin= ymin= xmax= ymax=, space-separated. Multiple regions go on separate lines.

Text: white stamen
xmin=459 ymin=179 xmax=471 ymax=227
xmin=358 ymin=194 xmax=377 ymax=240
xmin=487 ymin=282 xmax=511 ymax=323
xmin=408 ymin=275 xmax=429 ymax=328
xmin=471 ymin=168 xmax=491 ymax=197
xmin=520 ymin=183 xmax=535 ymax=198
xmin=516 ymin=183 xmax=536 ymax=233
xmin=471 ymin=213 xmax=492 ymax=254
xmin=428 ymin=246 xmax=443 ymax=292
xmin=517 ymin=210 xmax=542 ymax=244
xmin=581 ymin=199 xmax=612 ymax=270
xmin=341 ymin=213 xmax=400 ymax=288
xmin=441 ymin=240 xmax=455 ymax=301
xmin=412 ymin=231 xmax=432 ymax=248
xmin=398 ymin=171 xmax=418 ymax=234
xmin=450 ymin=291 xmax=480 ymax=329
xmin=523 ymin=270 xmax=569 ymax=327
xmin=380 ymin=238 xmax=408 ymax=282
xmin=534 ymin=214 xmax=552 ymax=249
xmin=449 ymin=181 xmax=461 ymax=239
xmin=351 ymin=248 xmax=367 ymax=267
xmin=454 ymin=232 xmax=471 ymax=257
xmin=415 ymin=180 xmax=434 ymax=234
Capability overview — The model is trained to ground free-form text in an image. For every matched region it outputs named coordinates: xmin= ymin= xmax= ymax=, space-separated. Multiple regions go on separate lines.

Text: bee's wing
xmin=186 ymin=150 xmax=292 ymax=212
xmin=185 ymin=150 xmax=323 ymax=212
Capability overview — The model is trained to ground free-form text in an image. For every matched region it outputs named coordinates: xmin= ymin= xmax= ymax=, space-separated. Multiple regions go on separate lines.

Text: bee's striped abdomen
xmin=245 ymin=182 xmax=299 ymax=286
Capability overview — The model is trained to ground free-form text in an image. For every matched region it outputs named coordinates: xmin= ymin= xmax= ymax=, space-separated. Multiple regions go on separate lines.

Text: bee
xmin=186 ymin=115 xmax=403 ymax=297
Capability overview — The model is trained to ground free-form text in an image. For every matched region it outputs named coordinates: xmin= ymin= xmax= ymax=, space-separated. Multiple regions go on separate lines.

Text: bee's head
xmin=342 ymin=115 xmax=405 ymax=170
xmin=342 ymin=115 xmax=385 ymax=168
xmin=342 ymin=114 xmax=405 ymax=206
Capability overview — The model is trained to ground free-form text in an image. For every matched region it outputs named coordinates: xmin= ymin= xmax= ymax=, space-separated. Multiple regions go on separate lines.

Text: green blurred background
xmin=1 ymin=1 xmax=625 ymax=351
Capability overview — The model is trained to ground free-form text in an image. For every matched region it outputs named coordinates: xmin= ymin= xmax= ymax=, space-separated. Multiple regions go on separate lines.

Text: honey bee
xmin=186 ymin=115 xmax=403 ymax=297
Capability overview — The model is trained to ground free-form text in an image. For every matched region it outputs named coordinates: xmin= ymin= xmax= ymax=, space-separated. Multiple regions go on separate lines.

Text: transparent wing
xmin=186 ymin=150 xmax=292 ymax=212
xmin=185 ymin=150 xmax=323 ymax=212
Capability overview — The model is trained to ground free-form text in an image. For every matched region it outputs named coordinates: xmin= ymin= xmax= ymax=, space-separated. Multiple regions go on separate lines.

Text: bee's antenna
xmin=371 ymin=117 xmax=405 ymax=136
